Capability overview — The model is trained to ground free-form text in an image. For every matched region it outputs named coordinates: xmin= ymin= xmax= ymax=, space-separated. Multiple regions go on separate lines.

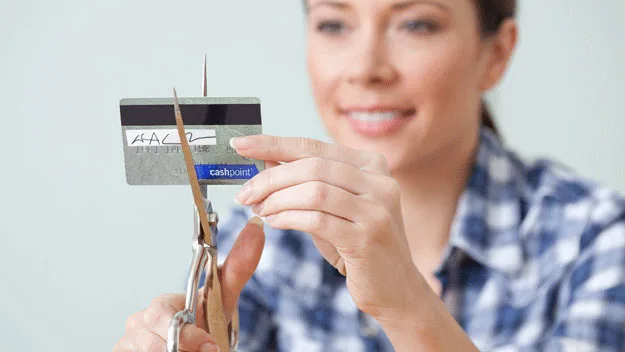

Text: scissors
xmin=166 ymin=56 xmax=239 ymax=352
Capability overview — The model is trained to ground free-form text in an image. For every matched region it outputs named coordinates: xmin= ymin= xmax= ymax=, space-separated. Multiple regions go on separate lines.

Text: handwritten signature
xmin=130 ymin=132 xmax=213 ymax=146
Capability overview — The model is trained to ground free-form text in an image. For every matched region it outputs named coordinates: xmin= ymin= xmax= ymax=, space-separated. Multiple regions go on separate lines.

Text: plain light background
xmin=1 ymin=1 xmax=623 ymax=351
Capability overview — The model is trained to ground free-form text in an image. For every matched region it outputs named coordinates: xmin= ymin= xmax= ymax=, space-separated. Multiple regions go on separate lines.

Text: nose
xmin=345 ymin=29 xmax=398 ymax=87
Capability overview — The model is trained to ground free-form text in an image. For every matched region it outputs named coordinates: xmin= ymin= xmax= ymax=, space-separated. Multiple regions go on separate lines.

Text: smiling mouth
xmin=342 ymin=109 xmax=416 ymax=122
xmin=339 ymin=108 xmax=417 ymax=137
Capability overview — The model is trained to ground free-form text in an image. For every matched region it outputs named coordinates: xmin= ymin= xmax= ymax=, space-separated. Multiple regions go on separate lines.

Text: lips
xmin=341 ymin=108 xmax=416 ymax=137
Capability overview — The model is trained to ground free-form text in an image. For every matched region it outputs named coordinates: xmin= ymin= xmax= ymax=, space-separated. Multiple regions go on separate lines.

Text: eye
xmin=402 ymin=19 xmax=440 ymax=33
xmin=316 ymin=20 xmax=348 ymax=35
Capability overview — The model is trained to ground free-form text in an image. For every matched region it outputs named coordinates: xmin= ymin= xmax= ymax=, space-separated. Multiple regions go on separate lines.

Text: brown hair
xmin=475 ymin=0 xmax=516 ymax=137
xmin=302 ymin=0 xmax=517 ymax=137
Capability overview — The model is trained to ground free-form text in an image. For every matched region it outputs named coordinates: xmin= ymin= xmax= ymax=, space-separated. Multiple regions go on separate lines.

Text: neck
xmin=392 ymin=128 xmax=479 ymax=275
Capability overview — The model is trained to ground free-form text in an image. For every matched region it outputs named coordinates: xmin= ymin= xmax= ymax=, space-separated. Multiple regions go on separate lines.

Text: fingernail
xmin=248 ymin=216 xmax=264 ymax=228
xmin=230 ymin=136 xmax=253 ymax=150
xmin=235 ymin=184 xmax=252 ymax=204
xmin=200 ymin=342 xmax=219 ymax=352
xmin=252 ymin=202 xmax=263 ymax=214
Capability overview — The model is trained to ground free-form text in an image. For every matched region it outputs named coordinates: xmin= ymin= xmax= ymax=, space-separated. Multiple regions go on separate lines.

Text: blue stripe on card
xmin=195 ymin=164 xmax=259 ymax=180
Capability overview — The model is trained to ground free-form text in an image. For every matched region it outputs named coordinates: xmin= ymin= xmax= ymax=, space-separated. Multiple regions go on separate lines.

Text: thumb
xmin=219 ymin=216 xmax=265 ymax=319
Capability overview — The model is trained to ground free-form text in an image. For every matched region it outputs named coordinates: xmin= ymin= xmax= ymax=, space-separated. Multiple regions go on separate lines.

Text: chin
xmin=327 ymin=122 xmax=423 ymax=173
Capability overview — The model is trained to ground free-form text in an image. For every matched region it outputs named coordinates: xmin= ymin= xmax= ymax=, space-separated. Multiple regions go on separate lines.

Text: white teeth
xmin=348 ymin=111 xmax=403 ymax=122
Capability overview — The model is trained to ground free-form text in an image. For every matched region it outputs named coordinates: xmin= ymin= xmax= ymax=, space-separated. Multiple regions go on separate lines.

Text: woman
xmin=115 ymin=0 xmax=625 ymax=351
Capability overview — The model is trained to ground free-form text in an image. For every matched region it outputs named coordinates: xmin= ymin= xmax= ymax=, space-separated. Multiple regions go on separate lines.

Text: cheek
xmin=307 ymin=42 xmax=343 ymax=113
xmin=397 ymin=41 xmax=478 ymax=108
xmin=386 ymin=38 xmax=482 ymax=165
xmin=395 ymin=38 xmax=484 ymax=153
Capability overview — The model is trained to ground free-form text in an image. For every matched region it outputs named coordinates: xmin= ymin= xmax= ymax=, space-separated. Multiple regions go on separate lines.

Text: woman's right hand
xmin=113 ymin=216 xmax=265 ymax=352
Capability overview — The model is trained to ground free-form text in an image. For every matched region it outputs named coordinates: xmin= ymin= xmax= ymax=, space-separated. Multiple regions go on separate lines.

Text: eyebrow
xmin=308 ymin=0 xmax=450 ymax=12
xmin=392 ymin=0 xmax=450 ymax=12
xmin=308 ymin=1 xmax=348 ymax=11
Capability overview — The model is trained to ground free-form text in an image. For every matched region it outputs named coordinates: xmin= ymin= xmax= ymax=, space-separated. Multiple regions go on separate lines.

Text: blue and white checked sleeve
xmin=237 ymin=275 xmax=277 ymax=351
xmin=537 ymin=196 xmax=625 ymax=351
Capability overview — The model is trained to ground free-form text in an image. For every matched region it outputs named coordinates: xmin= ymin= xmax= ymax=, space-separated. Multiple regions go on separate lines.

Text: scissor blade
xmin=202 ymin=54 xmax=207 ymax=97
xmin=173 ymin=88 xmax=214 ymax=246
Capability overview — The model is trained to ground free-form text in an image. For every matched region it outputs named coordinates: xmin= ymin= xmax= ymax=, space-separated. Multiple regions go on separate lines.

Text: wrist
xmin=374 ymin=280 xmax=478 ymax=352
xmin=374 ymin=279 xmax=437 ymax=339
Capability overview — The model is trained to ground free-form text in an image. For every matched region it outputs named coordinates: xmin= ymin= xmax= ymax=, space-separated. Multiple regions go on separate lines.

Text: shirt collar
xmin=444 ymin=127 xmax=527 ymax=276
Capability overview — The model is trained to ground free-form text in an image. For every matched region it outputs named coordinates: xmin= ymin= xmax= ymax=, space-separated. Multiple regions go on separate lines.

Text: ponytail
xmin=480 ymin=100 xmax=500 ymax=138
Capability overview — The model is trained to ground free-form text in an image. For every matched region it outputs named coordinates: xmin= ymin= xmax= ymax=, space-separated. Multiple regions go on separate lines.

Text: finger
xmin=125 ymin=309 xmax=146 ymax=333
xmin=113 ymin=335 xmax=135 ymax=352
xmin=359 ymin=151 xmax=391 ymax=175
xmin=178 ymin=325 xmax=219 ymax=352
xmin=265 ymin=160 xmax=280 ymax=168
xmin=239 ymin=157 xmax=398 ymax=210
xmin=115 ymin=327 xmax=217 ymax=352
xmin=142 ymin=295 xmax=216 ymax=350
xmin=149 ymin=293 xmax=186 ymax=311
xmin=311 ymin=235 xmax=347 ymax=276
xmin=265 ymin=210 xmax=355 ymax=249
xmin=133 ymin=329 xmax=166 ymax=351
xmin=237 ymin=157 xmax=379 ymax=204
xmin=252 ymin=181 xmax=371 ymax=223
xmin=231 ymin=135 xmax=373 ymax=169
xmin=220 ymin=216 xmax=265 ymax=319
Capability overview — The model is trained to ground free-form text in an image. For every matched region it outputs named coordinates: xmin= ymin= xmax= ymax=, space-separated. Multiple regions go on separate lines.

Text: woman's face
xmin=306 ymin=0 xmax=500 ymax=173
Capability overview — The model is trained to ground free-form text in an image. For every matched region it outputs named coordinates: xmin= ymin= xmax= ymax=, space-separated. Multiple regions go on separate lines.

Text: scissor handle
xmin=167 ymin=243 xmax=239 ymax=352
xmin=167 ymin=309 xmax=194 ymax=351
xmin=167 ymin=241 xmax=207 ymax=352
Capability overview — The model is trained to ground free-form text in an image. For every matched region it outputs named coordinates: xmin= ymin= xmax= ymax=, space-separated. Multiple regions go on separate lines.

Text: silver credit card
xmin=120 ymin=97 xmax=264 ymax=185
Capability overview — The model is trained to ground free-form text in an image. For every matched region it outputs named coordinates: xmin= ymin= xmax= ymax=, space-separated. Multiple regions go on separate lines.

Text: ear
xmin=479 ymin=19 xmax=518 ymax=92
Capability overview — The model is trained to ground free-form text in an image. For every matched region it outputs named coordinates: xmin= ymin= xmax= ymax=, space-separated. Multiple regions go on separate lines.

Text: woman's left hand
xmin=230 ymin=135 xmax=430 ymax=324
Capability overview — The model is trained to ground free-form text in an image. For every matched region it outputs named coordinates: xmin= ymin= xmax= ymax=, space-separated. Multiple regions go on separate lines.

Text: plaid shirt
xmin=214 ymin=128 xmax=625 ymax=351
